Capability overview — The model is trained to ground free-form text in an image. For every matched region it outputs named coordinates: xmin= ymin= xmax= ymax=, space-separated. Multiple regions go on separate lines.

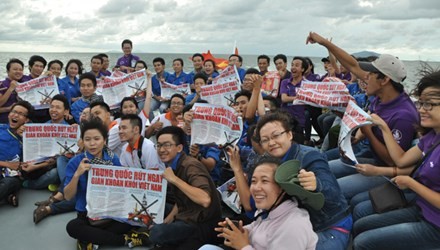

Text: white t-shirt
xmin=120 ymin=136 xmax=164 ymax=170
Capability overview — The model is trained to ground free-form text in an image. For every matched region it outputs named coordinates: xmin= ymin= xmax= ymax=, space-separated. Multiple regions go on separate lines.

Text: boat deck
xmin=0 ymin=189 xmax=134 ymax=250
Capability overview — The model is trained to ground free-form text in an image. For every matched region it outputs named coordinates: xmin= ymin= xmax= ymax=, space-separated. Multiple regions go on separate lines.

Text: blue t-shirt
xmin=168 ymin=72 xmax=189 ymax=86
xmin=0 ymin=125 xmax=22 ymax=162
xmin=63 ymin=151 xmax=121 ymax=212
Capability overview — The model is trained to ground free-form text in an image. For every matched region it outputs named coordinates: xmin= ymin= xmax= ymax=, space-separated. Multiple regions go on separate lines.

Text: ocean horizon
xmin=1 ymin=52 xmax=439 ymax=92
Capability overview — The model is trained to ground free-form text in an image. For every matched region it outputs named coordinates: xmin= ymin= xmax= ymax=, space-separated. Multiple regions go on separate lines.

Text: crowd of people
xmin=0 ymin=33 xmax=439 ymax=250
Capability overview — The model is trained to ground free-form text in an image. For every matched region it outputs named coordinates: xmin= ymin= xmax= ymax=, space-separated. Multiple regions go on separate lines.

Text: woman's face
xmin=135 ymin=62 xmax=146 ymax=72
xmin=67 ymin=63 xmax=79 ymax=77
xmin=250 ymin=163 xmax=283 ymax=210
xmin=121 ymin=100 xmax=137 ymax=115
xmin=418 ymin=86 xmax=440 ymax=132
xmin=49 ymin=63 xmax=62 ymax=78
xmin=259 ymin=121 xmax=293 ymax=158
xmin=203 ymin=61 xmax=214 ymax=75
xmin=83 ymin=128 xmax=106 ymax=158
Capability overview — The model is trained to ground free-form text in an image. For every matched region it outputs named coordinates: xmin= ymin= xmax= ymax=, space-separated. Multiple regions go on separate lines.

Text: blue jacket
xmin=282 ymin=143 xmax=350 ymax=232
xmin=71 ymin=98 xmax=89 ymax=124
xmin=63 ymin=150 xmax=121 ymax=212
xmin=152 ymin=72 xmax=172 ymax=96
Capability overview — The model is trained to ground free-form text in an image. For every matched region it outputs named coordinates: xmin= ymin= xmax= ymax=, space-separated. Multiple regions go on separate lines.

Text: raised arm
xmin=142 ymin=70 xmax=153 ymax=120
xmin=306 ymin=32 xmax=367 ymax=81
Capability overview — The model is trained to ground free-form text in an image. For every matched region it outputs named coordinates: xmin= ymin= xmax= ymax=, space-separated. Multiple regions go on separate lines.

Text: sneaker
xmin=77 ymin=241 xmax=99 ymax=250
xmin=126 ymin=231 xmax=151 ymax=248
xmin=48 ymin=184 xmax=59 ymax=192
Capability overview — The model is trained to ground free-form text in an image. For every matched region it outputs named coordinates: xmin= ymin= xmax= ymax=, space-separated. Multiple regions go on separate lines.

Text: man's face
xmin=154 ymin=62 xmax=164 ymax=74
xmin=8 ymin=63 xmax=24 ymax=81
xmin=91 ymin=59 xmax=102 ymax=73
xmin=156 ymin=133 xmax=182 ymax=164
xmin=8 ymin=105 xmax=29 ymax=129
xmin=30 ymin=61 xmax=45 ymax=78
xmin=49 ymin=99 xmax=68 ymax=123
xmin=274 ymin=59 xmax=286 ymax=72
xmin=291 ymin=59 xmax=304 ymax=78
xmin=258 ymin=58 xmax=269 ymax=73
xmin=235 ymin=95 xmax=249 ymax=116
xmin=263 ymin=100 xmax=277 ymax=113
xmin=229 ymin=56 xmax=241 ymax=68
xmin=242 ymin=74 xmax=254 ymax=92
xmin=192 ymin=56 xmax=203 ymax=70
xmin=80 ymin=108 xmax=91 ymax=123
xmin=80 ymin=78 xmax=96 ymax=98
xmin=169 ymin=97 xmax=184 ymax=115
xmin=122 ymin=43 xmax=132 ymax=55
xmin=119 ymin=119 xmax=137 ymax=142
xmin=172 ymin=60 xmax=183 ymax=73
xmin=91 ymin=106 xmax=111 ymax=125
xmin=102 ymin=57 xmax=110 ymax=70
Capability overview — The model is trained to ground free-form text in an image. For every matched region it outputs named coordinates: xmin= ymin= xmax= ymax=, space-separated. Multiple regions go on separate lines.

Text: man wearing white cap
xmin=306 ymin=32 xmax=420 ymax=204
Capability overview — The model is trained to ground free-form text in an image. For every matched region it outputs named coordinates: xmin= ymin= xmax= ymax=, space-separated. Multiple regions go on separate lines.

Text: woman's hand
xmin=369 ymin=114 xmax=388 ymax=131
xmin=74 ymin=158 xmax=91 ymax=177
xmin=298 ymin=169 xmax=317 ymax=191
xmin=226 ymin=145 xmax=242 ymax=172
xmin=215 ymin=218 xmax=249 ymax=250
xmin=392 ymin=175 xmax=415 ymax=190
xmin=356 ymin=163 xmax=379 ymax=176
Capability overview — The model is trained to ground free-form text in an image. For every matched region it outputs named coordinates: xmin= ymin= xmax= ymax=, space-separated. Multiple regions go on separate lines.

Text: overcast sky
xmin=1 ymin=0 xmax=440 ymax=61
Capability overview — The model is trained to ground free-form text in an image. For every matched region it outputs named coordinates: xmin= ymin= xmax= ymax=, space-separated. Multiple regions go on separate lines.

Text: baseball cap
xmin=359 ymin=54 xmax=406 ymax=83
xmin=274 ymin=160 xmax=325 ymax=211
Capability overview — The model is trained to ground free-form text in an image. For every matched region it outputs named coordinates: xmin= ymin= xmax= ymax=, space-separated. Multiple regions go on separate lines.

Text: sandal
xmin=34 ymin=194 xmax=61 ymax=206
xmin=33 ymin=205 xmax=50 ymax=224
xmin=7 ymin=193 xmax=19 ymax=207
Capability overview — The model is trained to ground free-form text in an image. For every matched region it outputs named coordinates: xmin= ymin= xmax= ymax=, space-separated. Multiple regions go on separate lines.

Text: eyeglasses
xmin=259 ymin=131 xmax=287 ymax=146
xmin=170 ymin=102 xmax=184 ymax=106
xmin=10 ymin=110 xmax=28 ymax=117
xmin=155 ymin=142 xmax=177 ymax=150
xmin=414 ymin=101 xmax=440 ymax=111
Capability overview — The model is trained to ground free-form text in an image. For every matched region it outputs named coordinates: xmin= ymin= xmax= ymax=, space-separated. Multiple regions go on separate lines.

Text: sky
xmin=1 ymin=0 xmax=440 ymax=61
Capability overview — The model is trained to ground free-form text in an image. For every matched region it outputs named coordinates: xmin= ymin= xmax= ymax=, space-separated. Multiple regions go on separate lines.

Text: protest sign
xmin=110 ymin=70 xmax=127 ymax=78
xmin=100 ymin=70 xmax=147 ymax=109
xmin=190 ymin=103 xmax=242 ymax=146
xmin=23 ymin=124 xmax=79 ymax=162
xmin=338 ymin=100 xmax=372 ymax=165
xmin=16 ymin=75 xmax=59 ymax=109
xmin=261 ymin=71 xmax=281 ymax=97
xmin=294 ymin=79 xmax=354 ymax=112
xmin=160 ymin=82 xmax=190 ymax=99
xmin=217 ymin=177 xmax=241 ymax=214
xmin=212 ymin=65 xmax=241 ymax=85
xmin=199 ymin=80 xmax=241 ymax=107
xmin=86 ymin=165 xmax=167 ymax=227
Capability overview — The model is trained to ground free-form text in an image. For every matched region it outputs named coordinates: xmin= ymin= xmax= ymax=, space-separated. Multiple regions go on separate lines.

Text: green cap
xmin=275 ymin=160 xmax=325 ymax=211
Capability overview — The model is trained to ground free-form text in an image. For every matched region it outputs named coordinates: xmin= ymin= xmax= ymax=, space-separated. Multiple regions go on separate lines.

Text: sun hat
xmin=275 ymin=160 xmax=325 ymax=210
xmin=359 ymin=54 xmax=406 ymax=83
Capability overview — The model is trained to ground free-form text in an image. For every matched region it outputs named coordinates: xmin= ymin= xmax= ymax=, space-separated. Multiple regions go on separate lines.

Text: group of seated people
xmin=0 ymin=34 xmax=439 ymax=250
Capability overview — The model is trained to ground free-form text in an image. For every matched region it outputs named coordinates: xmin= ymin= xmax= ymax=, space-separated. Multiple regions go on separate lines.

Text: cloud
xmin=0 ymin=0 xmax=439 ymax=61
xmin=98 ymin=0 xmax=150 ymax=17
